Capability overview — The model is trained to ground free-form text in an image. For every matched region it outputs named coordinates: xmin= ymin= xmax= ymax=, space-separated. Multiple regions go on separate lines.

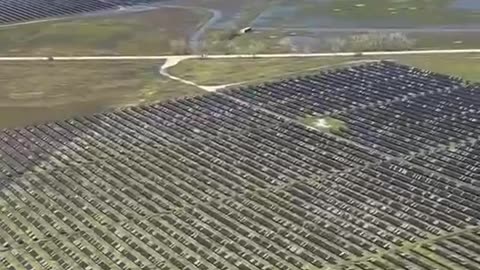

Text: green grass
xmin=170 ymin=53 xmax=480 ymax=86
xmin=0 ymin=61 xmax=204 ymax=128
xmin=0 ymin=7 xmax=210 ymax=56
xmin=391 ymin=54 xmax=480 ymax=82
xmin=169 ymin=57 xmax=358 ymax=85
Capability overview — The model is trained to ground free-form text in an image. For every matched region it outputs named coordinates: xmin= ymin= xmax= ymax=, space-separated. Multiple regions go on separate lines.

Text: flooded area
xmin=252 ymin=0 xmax=480 ymax=29
xmin=450 ymin=0 xmax=480 ymax=10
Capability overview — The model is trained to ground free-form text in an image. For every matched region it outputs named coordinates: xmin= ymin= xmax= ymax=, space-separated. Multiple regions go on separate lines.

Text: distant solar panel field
xmin=0 ymin=0 xmax=158 ymax=24
xmin=1 ymin=62 xmax=480 ymax=270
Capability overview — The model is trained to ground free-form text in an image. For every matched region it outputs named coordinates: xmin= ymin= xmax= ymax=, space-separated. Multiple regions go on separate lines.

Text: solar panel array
xmin=1 ymin=61 xmax=479 ymax=270
xmin=0 ymin=0 xmax=159 ymax=24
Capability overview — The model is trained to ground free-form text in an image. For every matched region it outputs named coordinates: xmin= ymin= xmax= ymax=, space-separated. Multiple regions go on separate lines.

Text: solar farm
xmin=0 ymin=61 xmax=479 ymax=270
xmin=0 ymin=0 xmax=158 ymax=24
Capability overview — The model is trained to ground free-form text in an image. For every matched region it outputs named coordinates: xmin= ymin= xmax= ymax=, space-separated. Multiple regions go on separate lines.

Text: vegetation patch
xmin=301 ymin=115 xmax=348 ymax=134
xmin=170 ymin=57 xmax=357 ymax=85
xmin=171 ymin=54 xmax=480 ymax=87
xmin=326 ymin=32 xmax=416 ymax=52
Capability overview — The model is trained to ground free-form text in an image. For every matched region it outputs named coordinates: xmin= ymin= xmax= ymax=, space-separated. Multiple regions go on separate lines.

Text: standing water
xmin=450 ymin=0 xmax=480 ymax=10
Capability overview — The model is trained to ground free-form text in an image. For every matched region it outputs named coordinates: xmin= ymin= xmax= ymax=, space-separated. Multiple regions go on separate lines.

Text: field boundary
xmin=2 ymin=48 xmax=479 ymax=92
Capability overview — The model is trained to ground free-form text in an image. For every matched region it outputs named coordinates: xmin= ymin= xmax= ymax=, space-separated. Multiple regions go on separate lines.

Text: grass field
xmin=393 ymin=53 xmax=480 ymax=82
xmin=169 ymin=57 xmax=358 ymax=85
xmin=0 ymin=7 xmax=210 ymax=56
xmin=170 ymin=54 xmax=480 ymax=86
xmin=0 ymin=61 xmax=204 ymax=128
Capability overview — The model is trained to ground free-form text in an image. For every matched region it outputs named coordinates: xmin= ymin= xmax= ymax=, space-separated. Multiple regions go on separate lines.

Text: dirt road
xmin=189 ymin=8 xmax=222 ymax=53
xmin=1 ymin=48 xmax=480 ymax=61
xmin=3 ymin=48 xmax=476 ymax=92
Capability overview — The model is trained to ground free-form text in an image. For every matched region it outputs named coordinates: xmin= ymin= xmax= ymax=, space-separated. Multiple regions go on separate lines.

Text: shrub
xmin=300 ymin=116 xmax=348 ymax=134
xmin=325 ymin=37 xmax=347 ymax=52
xmin=349 ymin=32 xmax=416 ymax=52
xmin=325 ymin=32 xmax=416 ymax=52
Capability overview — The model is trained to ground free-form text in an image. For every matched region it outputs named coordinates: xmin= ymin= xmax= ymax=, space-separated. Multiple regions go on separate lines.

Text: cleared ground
xmin=0 ymin=61 xmax=204 ymax=128
xmin=169 ymin=54 xmax=480 ymax=86
xmin=0 ymin=7 xmax=209 ymax=56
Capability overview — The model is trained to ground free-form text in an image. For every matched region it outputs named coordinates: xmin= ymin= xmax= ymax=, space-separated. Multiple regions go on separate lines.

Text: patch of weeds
xmin=448 ymin=142 xmax=458 ymax=152
xmin=300 ymin=115 xmax=348 ymax=134
xmin=300 ymin=115 xmax=320 ymax=126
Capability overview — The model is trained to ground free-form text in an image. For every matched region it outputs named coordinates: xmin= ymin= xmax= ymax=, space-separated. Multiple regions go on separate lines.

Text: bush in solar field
xmin=300 ymin=116 xmax=348 ymax=134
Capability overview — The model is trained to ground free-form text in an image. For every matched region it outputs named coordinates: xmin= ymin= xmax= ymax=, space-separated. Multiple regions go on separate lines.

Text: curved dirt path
xmin=149 ymin=4 xmax=222 ymax=53
xmin=0 ymin=2 xmax=222 ymax=54
xmin=157 ymin=56 xmax=240 ymax=92
xmin=189 ymin=8 xmax=222 ymax=53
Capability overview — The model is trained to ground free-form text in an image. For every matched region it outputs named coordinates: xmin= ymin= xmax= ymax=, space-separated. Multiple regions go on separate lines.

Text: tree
xmin=385 ymin=32 xmax=416 ymax=50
